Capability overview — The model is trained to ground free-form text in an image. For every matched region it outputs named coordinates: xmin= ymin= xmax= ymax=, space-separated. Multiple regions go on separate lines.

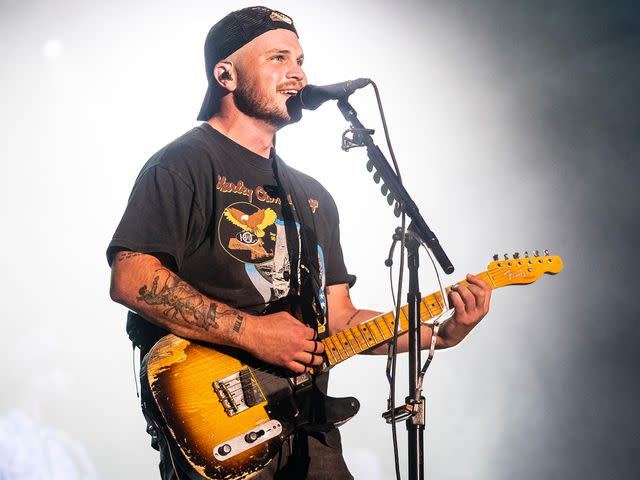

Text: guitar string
xmin=171 ymin=262 xmax=557 ymax=397
xmin=182 ymin=262 xmax=552 ymax=385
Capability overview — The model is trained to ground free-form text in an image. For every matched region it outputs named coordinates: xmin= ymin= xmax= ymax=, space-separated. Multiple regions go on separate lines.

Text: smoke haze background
xmin=0 ymin=0 xmax=638 ymax=478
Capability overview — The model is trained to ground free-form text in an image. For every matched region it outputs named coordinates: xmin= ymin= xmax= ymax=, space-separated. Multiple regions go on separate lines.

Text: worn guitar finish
xmin=144 ymin=253 xmax=563 ymax=479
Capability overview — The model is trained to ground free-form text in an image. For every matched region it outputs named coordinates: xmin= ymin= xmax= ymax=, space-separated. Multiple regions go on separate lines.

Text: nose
xmin=287 ymin=62 xmax=306 ymax=85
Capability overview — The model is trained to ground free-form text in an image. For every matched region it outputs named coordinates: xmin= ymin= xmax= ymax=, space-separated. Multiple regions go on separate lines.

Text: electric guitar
xmin=142 ymin=252 xmax=563 ymax=479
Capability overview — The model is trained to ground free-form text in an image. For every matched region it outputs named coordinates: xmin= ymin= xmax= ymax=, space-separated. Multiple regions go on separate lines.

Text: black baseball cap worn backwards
xmin=197 ymin=6 xmax=298 ymax=121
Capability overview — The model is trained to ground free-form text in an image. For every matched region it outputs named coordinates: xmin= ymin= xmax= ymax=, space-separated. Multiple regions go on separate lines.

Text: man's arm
xmin=326 ymin=274 xmax=491 ymax=353
xmin=109 ymin=251 xmax=324 ymax=372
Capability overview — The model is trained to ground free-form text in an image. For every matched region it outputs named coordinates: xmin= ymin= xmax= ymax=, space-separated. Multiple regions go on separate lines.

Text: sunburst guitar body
xmin=143 ymin=252 xmax=563 ymax=479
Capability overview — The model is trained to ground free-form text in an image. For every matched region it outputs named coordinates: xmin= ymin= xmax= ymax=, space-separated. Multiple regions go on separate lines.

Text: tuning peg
xmin=503 ymin=253 xmax=509 ymax=260
xmin=513 ymin=252 xmax=520 ymax=259
xmin=534 ymin=250 xmax=540 ymax=257
xmin=544 ymin=249 xmax=550 ymax=256
xmin=373 ymin=171 xmax=381 ymax=184
xmin=381 ymin=184 xmax=389 ymax=195
xmin=524 ymin=251 xmax=529 ymax=258
xmin=493 ymin=254 xmax=499 ymax=261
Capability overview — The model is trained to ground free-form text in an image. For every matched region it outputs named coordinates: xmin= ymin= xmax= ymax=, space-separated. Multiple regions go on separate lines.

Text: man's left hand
xmin=440 ymin=273 xmax=492 ymax=347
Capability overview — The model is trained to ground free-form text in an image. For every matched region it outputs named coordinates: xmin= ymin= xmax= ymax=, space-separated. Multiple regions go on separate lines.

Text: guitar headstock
xmin=487 ymin=250 xmax=563 ymax=288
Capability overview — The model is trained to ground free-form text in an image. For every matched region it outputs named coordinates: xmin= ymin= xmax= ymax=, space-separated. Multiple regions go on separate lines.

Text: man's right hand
xmin=240 ymin=311 xmax=325 ymax=373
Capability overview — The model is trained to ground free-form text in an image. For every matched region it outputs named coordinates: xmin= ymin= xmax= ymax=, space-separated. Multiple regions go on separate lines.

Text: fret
xmin=350 ymin=326 xmax=364 ymax=351
xmin=333 ymin=333 xmax=350 ymax=360
xmin=371 ymin=319 xmax=387 ymax=343
xmin=343 ymin=329 xmax=363 ymax=355
xmin=423 ymin=296 xmax=438 ymax=317
xmin=375 ymin=316 xmax=393 ymax=338
xmin=421 ymin=298 xmax=434 ymax=319
xmin=419 ymin=309 xmax=432 ymax=324
xmin=363 ymin=320 xmax=382 ymax=344
xmin=433 ymin=292 xmax=445 ymax=313
xmin=383 ymin=314 xmax=397 ymax=335
xmin=399 ymin=307 xmax=410 ymax=332
xmin=322 ymin=339 xmax=337 ymax=365
xmin=337 ymin=331 xmax=356 ymax=358
xmin=326 ymin=337 xmax=344 ymax=362
xmin=357 ymin=324 xmax=372 ymax=348
xmin=347 ymin=328 xmax=365 ymax=353
xmin=380 ymin=313 xmax=393 ymax=338
xmin=355 ymin=325 xmax=370 ymax=348
xmin=480 ymin=271 xmax=496 ymax=288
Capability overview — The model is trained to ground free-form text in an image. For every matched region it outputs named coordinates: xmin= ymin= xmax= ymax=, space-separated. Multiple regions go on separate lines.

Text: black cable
xmin=361 ymin=79 xmax=405 ymax=480
xmin=370 ymin=80 xmax=402 ymax=182
xmin=385 ymin=212 xmax=406 ymax=480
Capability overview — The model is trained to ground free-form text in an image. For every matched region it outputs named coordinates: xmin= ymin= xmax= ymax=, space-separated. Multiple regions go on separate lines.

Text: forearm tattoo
xmin=137 ymin=268 xmax=244 ymax=333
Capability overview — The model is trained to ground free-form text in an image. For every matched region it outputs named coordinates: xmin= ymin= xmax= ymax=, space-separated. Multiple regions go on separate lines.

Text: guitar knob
xmin=218 ymin=444 xmax=232 ymax=456
xmin=493 ymin=254 xmax=499 ymax=261
xmin=245 ymin=432 xmax=258 ymax=444
xmin=513 ymin=252 xmax=520 ymax=259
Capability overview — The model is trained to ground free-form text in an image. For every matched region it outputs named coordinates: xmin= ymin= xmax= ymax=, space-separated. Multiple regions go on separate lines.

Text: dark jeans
xmin=156 ymin=428 xmax=354 ymax=480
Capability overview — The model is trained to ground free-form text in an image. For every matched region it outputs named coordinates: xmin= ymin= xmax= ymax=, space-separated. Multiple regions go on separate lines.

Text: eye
xmin=271 ymin=54 xmax=285 ymax=62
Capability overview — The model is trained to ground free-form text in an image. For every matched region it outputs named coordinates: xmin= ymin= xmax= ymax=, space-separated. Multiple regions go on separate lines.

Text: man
xmin=108 ymin=6 xmax=491 ymax=479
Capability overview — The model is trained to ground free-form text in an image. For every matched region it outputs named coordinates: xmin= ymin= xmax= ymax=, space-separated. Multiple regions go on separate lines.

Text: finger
xmin=293 ymin=351 xmax=323 ymax=366
xmin=457 ymin=285 xmax=477 ymax=311
xmin=287 ymin=361 xmax=306 ymax=374
xmin=304 ymin=340 xmax=325 ymax=354
xmin=310 ymin=353 xmax=324 ymax=366
xmin=449 ymin=290 xmax=464 ymax=312
xmin=465 ymin=284 xmax=486 ymax=310
xmin=467 ymin=274 xmax=492 ymax=295
xmin=466 ymin=274 xmax=492 ymax=309
xmin=304 ymin=327 xmax=318 ymax=341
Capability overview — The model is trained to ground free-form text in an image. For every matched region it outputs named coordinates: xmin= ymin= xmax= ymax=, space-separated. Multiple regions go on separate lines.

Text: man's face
xmin=232 ymin=29 xmax=307 ymax=128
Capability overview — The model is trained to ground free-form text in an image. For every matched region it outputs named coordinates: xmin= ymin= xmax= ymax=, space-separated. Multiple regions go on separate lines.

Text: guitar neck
xmin=321 ymin=271 xmax=494 ymax=367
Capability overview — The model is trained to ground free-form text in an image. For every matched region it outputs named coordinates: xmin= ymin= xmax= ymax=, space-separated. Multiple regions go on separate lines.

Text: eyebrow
xmin=264 ymin=48 xmax=304 ymax=62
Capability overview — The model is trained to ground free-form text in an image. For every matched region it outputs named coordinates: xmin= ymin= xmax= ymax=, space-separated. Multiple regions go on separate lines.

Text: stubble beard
xmin=233 ymin=82 xmax=302 ymax=129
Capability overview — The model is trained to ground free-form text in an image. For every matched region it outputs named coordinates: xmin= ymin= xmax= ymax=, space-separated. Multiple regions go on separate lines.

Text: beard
xmin=233 ymin=80 xmax=303 ymax=128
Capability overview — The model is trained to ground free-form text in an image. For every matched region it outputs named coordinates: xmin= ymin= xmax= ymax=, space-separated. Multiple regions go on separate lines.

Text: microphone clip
xmin=341 ymin=127 xmax=375 ymax=152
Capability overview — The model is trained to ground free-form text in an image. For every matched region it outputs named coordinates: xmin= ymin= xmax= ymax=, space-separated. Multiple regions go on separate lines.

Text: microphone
xmin=293 ymin=78 xmax=370 ymax=110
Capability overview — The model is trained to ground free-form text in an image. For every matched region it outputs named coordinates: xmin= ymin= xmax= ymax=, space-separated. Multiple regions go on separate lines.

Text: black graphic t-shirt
xmin=107 ymin=123 xmax=349 ymax=348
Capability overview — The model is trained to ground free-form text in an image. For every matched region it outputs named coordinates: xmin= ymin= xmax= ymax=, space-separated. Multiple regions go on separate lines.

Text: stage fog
xmin=1 ymin=0 xmax=638 ymax=478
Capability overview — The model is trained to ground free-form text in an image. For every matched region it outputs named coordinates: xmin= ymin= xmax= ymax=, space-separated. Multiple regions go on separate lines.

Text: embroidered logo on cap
xmin=270 ymin=11 xmax=293 ymax=25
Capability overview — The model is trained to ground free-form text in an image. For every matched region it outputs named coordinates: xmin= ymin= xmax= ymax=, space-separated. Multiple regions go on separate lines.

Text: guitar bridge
xmin=212 ymin=368 xmax=265 ymax=416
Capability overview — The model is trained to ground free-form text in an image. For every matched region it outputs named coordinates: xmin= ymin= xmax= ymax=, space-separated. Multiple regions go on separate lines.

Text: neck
xmin=208 ymin=109 xmax=277 ymax=159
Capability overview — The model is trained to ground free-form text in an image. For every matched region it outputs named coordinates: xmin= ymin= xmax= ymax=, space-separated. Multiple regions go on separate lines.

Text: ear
xmin=213 ymin=61 xmax=236 ymax=92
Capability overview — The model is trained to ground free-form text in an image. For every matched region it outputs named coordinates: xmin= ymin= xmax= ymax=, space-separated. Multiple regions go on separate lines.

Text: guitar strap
xmin=270 ymin=154 xmax=328 ymax=339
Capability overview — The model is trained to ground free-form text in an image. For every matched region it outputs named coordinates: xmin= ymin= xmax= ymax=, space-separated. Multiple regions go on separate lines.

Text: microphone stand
xmin=336 ymin=98 xmax=454 ymax=480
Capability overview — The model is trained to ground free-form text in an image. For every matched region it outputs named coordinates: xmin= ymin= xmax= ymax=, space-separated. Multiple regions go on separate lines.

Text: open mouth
xmin=278 ymin=89 xmax=299 ymax=97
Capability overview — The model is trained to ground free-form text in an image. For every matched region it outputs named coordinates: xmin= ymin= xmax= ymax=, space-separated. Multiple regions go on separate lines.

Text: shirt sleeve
xmin=106 ymin=164 xmax=205 ymax=270
xmin=323 ymin=194 xmax=351 ymax=287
